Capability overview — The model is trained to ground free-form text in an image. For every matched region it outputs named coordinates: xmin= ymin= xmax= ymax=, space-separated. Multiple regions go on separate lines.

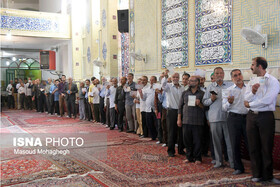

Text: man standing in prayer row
xmin=58 ymin=75 xmax=67 ymax=117
xmin=223 ymin=69 xmax=248 ymax=175
xmin=125 ymin=73 xmax=137 ymax=133
xmin=115 ymin=77 xmax=127 ymax=131
xmin=107 ymin=78 xmax=118 ymax=130
xmin=244 ymin=57 xmax=280 ymax=184
xmin=162 ymin=72 xmax=185 ymax=157
xmin=178 ymin=76 xmax=205 ymax=164
xmin=66 ymin=77 xmax=78 ymax=118
xmin=203 ymin=67 xmax=234 ymax=168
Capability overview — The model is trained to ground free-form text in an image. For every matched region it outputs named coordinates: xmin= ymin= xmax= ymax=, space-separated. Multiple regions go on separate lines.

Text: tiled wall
xmin=132 ymin=0 xmax=280 ymax=80
xmin=0 ymin=8 xmax=71 ymax=38
xmin=132 ymin=0 xmax=280 ymax=132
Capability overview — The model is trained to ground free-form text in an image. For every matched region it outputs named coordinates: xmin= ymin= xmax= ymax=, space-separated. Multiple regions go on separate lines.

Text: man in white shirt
xmin=18 ymin=82 xmax=26 ymax=110
xmin=92 ymin=79 xmax=100 ymax=122
xmin=162 ymin=72 xmax=185 ymax=157
xmin=134 ymin=78 xmax=143 ymax=136
xmin=244 ymin=57 xmax=280 ymax=183
xmin=6 ymin=80 xmax=14 ymax=109
xmin=106 ymin=78 xmax=118 ymax=130
xmin=137 ymin=76 xmax=149 ymax=137
xmin=222 ymin=69 xmax=248 ymax=175
xmin=139 ymin=76 xmax=158 ymax=140
xmin=16 ymin=78 xmax=22 ymax=109
xmin=25 ymin=78 xmax=33 ymax=110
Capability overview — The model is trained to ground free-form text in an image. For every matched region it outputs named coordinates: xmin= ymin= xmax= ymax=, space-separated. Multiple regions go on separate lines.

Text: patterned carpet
xmin=1 ymin=110 xmax=280 ymax=186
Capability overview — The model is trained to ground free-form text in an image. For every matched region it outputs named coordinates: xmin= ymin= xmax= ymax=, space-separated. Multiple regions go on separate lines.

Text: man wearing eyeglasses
xmin=222 ymin=69 xmax=248 ymax=175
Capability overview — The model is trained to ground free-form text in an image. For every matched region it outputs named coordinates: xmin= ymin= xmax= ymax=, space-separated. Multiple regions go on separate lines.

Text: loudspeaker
xmin=117 ymin=9 xmax=129 ymax=33
xmin=40 ymin=50 xmax=56 ymax=70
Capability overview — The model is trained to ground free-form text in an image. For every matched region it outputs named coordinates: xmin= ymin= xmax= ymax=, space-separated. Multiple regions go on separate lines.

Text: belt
xmin=229 ymin=112 xmax=247 ymax=117
xmin=248 ymin=110 xmax=272 ymax=115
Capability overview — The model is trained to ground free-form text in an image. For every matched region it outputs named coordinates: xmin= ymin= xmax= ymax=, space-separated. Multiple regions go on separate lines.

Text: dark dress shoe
xmin=178 ymin=151 xmax=186 ymax=155
xmin=168 ymin=153 xmax=175 ymax=157
xmin=110 ymin=127 xmax=114 ymax=130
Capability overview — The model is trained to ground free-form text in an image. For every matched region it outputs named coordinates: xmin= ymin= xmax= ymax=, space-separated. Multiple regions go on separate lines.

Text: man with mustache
xmin=222 ymin=69 xmax=248 ymax=175
xmin=203 ymin=67 xmax=234 ymax=168
xmin=244 ymin=57 xmax=280 ymax=184
xmin=178 ymin=76 xmax=205 ymax=164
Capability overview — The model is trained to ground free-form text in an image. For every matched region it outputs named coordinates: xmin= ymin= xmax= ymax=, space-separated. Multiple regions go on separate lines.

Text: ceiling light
xmin=6 ymin=61 xmax=10 ymax=65
xmin=12 ymin=57 xmax=16 ymax=61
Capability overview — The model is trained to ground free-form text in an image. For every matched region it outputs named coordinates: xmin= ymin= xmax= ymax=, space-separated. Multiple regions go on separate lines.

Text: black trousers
xmin=20 ymin=94 xmax=25 ymax=109
xmin=67 ymin=98 xmax=76 ymax=118
xmin=7 ymin=95 xmax=14 ymax=109
xmin=183 ymin=124 xmax=203 ymax=162
xmin=47 ymin=94 xmax=53 ymax=113
xmin=106 ymin=98 xmax=111 ymax=126
xmin=157 ymin=104 xmax=163 ymax=142
xmin=25 ymin=96 xmax=32 ymax=110
xmin=117 ymin=102 xmax=125 ymax=130
xmin=227 ymin=112 xmax=248 ymax=172
xmin=146 ymin=111 xmax=158 ymax=140
xmin=201 ymin=118 xmax=210 ymax=155
xmin=246 ymin=111 xmax=275 ymax=180
xmin=141 ymin=112 xmax=148 ymax=137
xmin=39 ymin=94 xmax=47 ymax=112
xmin=34 ymin=96 xmax=38 ymax=111
xmin=94 ymin=104 xmax=100 ymax=122
xmin=167 ymin=109 xmax=184 ymax=155
xmin=54 ymin=101 xmax=60 ymax=115
xmin=99 ymin=97 xmax=106 ymax=124
xmin=161 ymin=108 xmax=168 ymax=144
xmin=84 ymin=98 xmax=92 ymax=121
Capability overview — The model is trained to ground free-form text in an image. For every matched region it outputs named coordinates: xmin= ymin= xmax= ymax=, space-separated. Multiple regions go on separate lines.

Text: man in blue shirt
xmin=99 ymin=77 xmax=108 ymax=124
xmin=50 ymin=79 xmax=60 ymax=115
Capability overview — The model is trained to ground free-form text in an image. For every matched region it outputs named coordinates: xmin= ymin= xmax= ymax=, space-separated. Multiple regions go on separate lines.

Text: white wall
xmin=39 ymin=0 xmax=61 ymax=13
xmin=2 ymin=0 xmax=39 ymax=10
xmin=56 ymin=40 xmax=72 ymax=78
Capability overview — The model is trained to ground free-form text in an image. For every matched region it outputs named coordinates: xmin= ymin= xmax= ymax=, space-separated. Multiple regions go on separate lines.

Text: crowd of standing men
xmin=5 ymin=57 xmax=280 ymax=184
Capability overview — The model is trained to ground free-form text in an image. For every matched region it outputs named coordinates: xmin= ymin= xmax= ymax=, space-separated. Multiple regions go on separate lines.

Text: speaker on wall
xmin=40 ymin=50 xmax=56 ymax=70
xmin=117 ymin=9 xmax=129 ymax=33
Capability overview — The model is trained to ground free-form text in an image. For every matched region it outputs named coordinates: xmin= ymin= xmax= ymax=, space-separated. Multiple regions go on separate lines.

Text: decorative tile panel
xmin=102 ymin=9 xmax=106 ymax=28
xmin=121 ymin=33 xmax=130 ymax=77
xmin=129 ymin=0 xmax=135 ymax=73
xmin=195 ymin=0 xmax=232 ymax=65
xmin=0 ymin=9 xmax=70 ymax=38
xmin=162 ymin=0 xmax=188 ymax=68
xmin=87 ymin=47 xmax=91 ymax=63
xmin=102 ymin=42 xmax=107 ymax=60
xmin=1 ymin=15 xmax=59 ymax=32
